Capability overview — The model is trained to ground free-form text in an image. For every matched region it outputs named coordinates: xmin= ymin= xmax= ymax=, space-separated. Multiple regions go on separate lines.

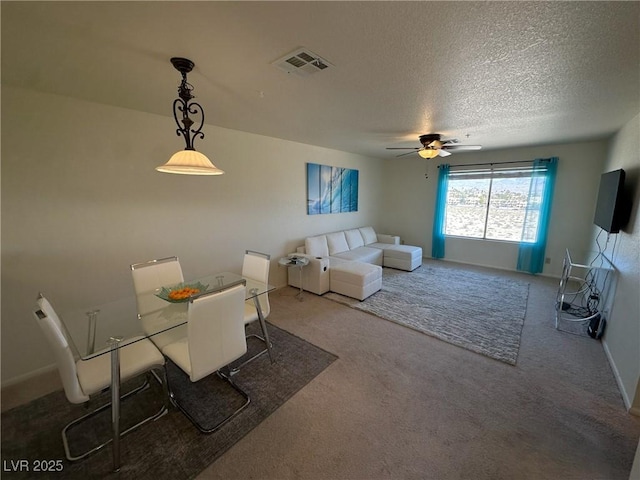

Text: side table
xmin=279 ymin=255 xmax=310 ymax=300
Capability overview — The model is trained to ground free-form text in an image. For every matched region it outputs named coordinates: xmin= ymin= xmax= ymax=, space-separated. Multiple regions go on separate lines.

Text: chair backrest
xmin=131 ymin=256 xmax=184 ymax=316
xmin=241 ymin=250 xmax=270 ymax=317
xmin=33 ymin=295 xmax=89 ymax=404
xmin=187 ymin=280 xmax=247 ymax=382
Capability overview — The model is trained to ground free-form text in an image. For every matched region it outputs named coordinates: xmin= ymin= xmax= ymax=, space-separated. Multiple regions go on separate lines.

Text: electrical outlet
xmin=545 ymin=257 xmax=551 ymax=264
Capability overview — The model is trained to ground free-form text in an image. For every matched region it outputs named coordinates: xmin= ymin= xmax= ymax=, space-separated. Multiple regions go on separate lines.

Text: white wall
xmin=593 ymin=113 xmax=640 ymax=413
xmin=0 ymin=86 xmax=385 ymax=384
xmin=381 ymin=140 xmax=608 ymax=276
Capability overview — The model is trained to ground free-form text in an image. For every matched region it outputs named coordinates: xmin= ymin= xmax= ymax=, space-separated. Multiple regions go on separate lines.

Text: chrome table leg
xmin=251 ymin=289 xmax=274 ymax=364
xmin=108 ymin=336 xmax=123 ymax=472
xmin=296 ymin=265 xmax=304 ymax=301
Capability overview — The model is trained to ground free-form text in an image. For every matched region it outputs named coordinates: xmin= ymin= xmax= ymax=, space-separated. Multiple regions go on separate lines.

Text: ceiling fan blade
xmin=395 ymin=150 xmax=420 ymax=157
xmin=442 ymin=145 xmax=482 ymax=150
xmin=438 ymin=149 xmax=452 ymax=157
xmin=386 ymin=147 xmax=419 ymax=150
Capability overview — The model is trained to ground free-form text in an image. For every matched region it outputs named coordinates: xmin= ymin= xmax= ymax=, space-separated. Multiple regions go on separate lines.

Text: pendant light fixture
xmin=156 ymin=57 xmax=224 ymax=175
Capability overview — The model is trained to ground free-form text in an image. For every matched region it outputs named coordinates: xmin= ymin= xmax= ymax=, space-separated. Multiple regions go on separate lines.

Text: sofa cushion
xmin=330 ymin=261 xmax=382 ymax=301
xmin=331 ymin=246 xmax=383 ymax=266
xmin=327 ymin=257 xmax=351 ymax=268
xmin=383 ymin=244 xmax=423 ymax=271
xmin=305 ymin=235 xmax=329 ymax=257
xmin=359 ymin=226 xmax=378 ymax=245
xmin=331 ymin=261 xmax=382 ymax=286
xmin=326 ymin=231 xmax=350 ymax=255
xmin=368 ymin=242 xmax=396 ymax=250
xmin=344 ymin=229 xmax=365 ymax=249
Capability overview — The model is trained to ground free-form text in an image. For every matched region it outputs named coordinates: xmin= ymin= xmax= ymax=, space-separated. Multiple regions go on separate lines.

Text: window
xmin=444 ymin=166 xmax=544 ymax=243
xmin=432 ymin=158 xmax=557 ymax=272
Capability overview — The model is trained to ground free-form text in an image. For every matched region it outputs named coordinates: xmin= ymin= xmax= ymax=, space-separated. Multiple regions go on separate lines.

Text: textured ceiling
xmin=2 ymin=1 xmax=639 ymax=159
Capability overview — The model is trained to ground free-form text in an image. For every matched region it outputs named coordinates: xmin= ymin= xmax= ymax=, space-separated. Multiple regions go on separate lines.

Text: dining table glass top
xmin=60 ymin=272 xmax=274 ymax=360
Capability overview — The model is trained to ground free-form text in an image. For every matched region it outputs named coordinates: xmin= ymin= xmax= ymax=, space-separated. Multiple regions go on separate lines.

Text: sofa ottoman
xmin=383 ymin=245 xmax=422 ymax=271
xmin=330 ymin=262 xmax=382 ymax=301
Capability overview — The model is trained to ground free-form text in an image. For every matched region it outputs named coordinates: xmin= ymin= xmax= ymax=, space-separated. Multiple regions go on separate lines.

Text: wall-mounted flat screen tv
xmin=593 ymin=168 xmax=626 ymax=233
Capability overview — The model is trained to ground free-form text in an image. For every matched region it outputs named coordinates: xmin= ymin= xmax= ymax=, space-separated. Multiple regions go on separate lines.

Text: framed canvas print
xmin=307 ymin=163 xmax=358 ymax=215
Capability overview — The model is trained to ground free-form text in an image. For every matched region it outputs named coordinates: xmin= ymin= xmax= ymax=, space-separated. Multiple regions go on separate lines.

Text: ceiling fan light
xmin=418 ymin=149 xmax=439 ymax=159
xmin=156 ymin=150 xmax=225 ymax=175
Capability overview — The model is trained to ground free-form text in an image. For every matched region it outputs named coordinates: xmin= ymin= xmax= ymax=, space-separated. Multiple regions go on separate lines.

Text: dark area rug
xmin=1 ymin=323 xmax=337 ymax=479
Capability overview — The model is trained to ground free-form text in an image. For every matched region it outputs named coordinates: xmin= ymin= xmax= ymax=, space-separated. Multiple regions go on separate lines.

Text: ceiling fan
xmin=387 ymin=134 xmax=482 ymax=159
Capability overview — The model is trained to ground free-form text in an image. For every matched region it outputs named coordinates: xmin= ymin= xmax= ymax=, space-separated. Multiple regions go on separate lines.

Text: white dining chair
xmin=33 ymin=293 xmax=168 ymax=462
xmin=161 ymin=280 xmax=250 ymax=433
xmin=229 ymin=250 xmax=273 ymax=373
xmin=130 ymin=256 xmax=184 ymax=315
xmin=131 ymin=256 xmax=186 ymax=349
xmin=242 ymin=250 xmax=271 ymax=323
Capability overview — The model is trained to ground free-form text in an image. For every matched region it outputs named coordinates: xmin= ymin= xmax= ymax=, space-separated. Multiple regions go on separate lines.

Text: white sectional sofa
xmin=287 ymin=226 xmax=422 ymax=299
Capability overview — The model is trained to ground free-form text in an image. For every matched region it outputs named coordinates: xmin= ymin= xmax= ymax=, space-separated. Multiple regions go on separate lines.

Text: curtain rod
xmin=437 ymin=160 xmax=534 ymax=169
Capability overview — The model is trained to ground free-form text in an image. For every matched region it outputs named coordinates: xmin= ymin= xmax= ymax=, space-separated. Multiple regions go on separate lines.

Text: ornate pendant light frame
xmin=156 ymin=57 xmax=224 ymax=175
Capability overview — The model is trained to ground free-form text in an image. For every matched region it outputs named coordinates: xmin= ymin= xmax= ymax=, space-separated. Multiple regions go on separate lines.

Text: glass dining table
xmin=59 ymin=272 xmax=275 ymax=472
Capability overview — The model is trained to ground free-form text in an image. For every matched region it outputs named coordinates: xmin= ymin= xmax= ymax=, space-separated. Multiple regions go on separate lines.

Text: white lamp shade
xmin=156 ymin=150 xmax=224 ymax=175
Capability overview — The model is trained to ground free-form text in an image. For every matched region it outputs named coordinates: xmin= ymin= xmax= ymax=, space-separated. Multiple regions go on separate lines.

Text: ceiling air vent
xmin=272 ymin=48 xmax=333 ymax=77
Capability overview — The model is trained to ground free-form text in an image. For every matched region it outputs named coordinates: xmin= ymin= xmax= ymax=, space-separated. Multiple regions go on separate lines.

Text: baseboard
xmin=602 ymin=339 xmax=633 ymax=411
xmin=435 ymin=257 xmax=561 ymax=280
xmin=1 ymin=364 xmax=61 ymax=412
xmin=1 ymin=363 xmax=58 ymax=388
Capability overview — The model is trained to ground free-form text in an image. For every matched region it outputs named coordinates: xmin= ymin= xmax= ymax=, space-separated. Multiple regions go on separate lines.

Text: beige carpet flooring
xmin=198 ymin=260 xmax=640 ymax=480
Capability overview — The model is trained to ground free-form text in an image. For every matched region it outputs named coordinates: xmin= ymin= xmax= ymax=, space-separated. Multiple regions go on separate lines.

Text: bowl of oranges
xmin=156 ymin=282 xmax=209 ymax=303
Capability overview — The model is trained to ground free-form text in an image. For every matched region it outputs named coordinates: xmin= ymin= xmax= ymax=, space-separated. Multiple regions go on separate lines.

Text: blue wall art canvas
xmin=307 ymin=163 xmax=359 ymax=215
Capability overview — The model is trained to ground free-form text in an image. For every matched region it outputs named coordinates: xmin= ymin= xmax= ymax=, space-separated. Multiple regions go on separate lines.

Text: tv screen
xmin=593 ymin=169 xmax=626 ymax=233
